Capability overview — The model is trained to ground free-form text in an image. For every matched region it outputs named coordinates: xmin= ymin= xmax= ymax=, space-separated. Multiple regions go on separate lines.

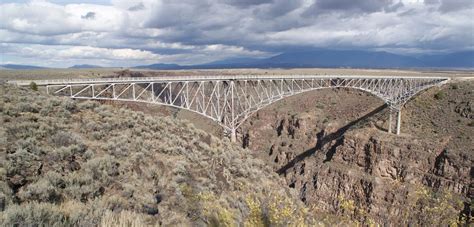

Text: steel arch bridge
xmin=9 ymin=75 xmax=449 ymax=141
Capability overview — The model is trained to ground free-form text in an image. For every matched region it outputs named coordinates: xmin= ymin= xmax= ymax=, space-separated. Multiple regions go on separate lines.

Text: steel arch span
xmin=10 ymin=75 xmax=449 ymax=141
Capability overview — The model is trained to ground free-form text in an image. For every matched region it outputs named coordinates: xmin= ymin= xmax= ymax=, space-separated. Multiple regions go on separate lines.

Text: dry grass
xmin=0 ymin=84 xmax=351 ymax=226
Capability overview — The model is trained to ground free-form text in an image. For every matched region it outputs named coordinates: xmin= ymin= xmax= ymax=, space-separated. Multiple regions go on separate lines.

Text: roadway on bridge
xmin=6 ymin=74 xmax=459 ymax=86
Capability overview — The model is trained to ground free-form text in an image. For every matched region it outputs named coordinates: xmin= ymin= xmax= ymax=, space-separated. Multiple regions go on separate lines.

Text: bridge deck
xmin=7 ymin=74 xmax=451 ymax=86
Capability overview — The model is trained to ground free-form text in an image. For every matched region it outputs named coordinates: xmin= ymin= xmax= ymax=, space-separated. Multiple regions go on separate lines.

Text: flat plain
xmin=1 ymin=68 xmax=473 ymax=82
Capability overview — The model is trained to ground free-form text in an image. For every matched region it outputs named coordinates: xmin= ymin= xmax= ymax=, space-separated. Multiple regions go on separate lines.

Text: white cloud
xmin=0 ymin=1 xmax=124 ymax=35
xmin=0 ymin=0 xmax=472 ymax=67
xmin=2 ymin=43 xmax=162 ymax=60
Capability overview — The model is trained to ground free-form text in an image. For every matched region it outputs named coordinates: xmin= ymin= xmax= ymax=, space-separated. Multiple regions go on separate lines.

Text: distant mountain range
xmin=135 ymin=50 xmax=474 ymax=70
xmin=0 ymin=64 xmax=47 ymax=70
xmin=69 ymin=64 xmax=103 ymax=69
xmin=2 ymin=50 xmax=473 ymax=70
xmin=134 ymin=63 xmax=181 ymax=70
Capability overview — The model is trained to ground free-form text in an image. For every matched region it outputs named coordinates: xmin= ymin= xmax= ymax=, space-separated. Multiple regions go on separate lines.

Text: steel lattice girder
xmin=44 ymin=76 xmax=449 ymax=134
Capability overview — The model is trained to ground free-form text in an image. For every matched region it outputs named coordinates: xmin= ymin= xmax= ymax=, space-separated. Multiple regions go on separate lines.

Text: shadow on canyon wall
xmin=277 ymin=103 xmax=388 ymax=175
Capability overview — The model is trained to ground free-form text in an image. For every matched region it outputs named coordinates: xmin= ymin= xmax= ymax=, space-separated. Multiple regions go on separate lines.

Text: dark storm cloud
xmin=223 ymin=0 xmax=273 ymax=8
xmin=144 ymin=0 xmax=306 ymax=47
xmin=141 ymin=0 xmax=472 ymax=54
xmin=424 ymin=0 xmax=474 ymax=12
xmin=128 ymin=2 xmax=145 ymax=11
xmin=438 ymin=0 xmax=474 ymax=12
xmin=145 ymin=1 xmax=213 ymax=29
xmin=424 ymin=0 xmax=439 ymax=5
xmin=385 ymin=1 xmax=404 ymax=12
xmin=307 ymin=0 xmax=395 ymax=14
xmin=252 ymin=0 xmax=304 ymax=19
xmin=81 ymin=12 xmax=96 ymax=19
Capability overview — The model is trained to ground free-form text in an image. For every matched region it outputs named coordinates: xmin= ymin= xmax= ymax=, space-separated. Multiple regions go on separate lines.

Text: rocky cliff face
xmin=239 ymin=83 xmax=473 ymax=225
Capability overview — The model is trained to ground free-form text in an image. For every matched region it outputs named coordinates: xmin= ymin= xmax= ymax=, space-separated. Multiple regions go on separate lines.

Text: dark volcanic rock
xmin=455 ymin=101 xmax=473 ymax=119
xmin=240 ymin=85 xmax=473 ymax=225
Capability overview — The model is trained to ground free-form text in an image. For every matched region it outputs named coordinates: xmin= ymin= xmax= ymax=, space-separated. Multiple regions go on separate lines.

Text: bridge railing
xmin=7 ymin=74 xmax=450 ymax=86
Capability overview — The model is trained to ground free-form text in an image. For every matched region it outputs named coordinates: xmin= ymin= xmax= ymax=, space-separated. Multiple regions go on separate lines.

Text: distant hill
xmin=135 ymin=49 xmax=474 ymax=70
xmin=205 ymin=57 xmax=267 ymax=66
xmin=260 ymin=50 xmax=425 ymax=68
xmin=0 ymin=64 xmax=47 ymax=70
xmin=134 ymin=63 xmax=182 ymax=70
xmin=420 ymin=51 xmax=474 ymax=68
xmin=69 ymin=64 xmax=103 ymax=69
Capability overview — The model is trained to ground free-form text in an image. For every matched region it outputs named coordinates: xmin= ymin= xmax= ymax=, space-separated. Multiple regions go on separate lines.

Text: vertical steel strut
xmin=43 ymin=76 xmax=448 ymax=141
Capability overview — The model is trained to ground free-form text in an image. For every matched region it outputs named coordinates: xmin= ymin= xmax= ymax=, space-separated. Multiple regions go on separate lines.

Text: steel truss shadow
xmin=276 ymin=103 xmax=388 ymax=175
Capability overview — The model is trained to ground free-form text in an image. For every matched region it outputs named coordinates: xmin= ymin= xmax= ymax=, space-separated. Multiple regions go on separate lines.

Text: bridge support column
xmin=388 ymin=110 xmax=393 ymax=134
xmin=230 ymin=128 xmax=237 ymax=143
xmin=396 ymin=109 xmax=402 ymax=135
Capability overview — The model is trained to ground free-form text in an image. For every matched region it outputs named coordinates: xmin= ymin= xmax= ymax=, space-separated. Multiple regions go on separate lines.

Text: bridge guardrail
xmin=7 ymin=74 xmax=451 ymax=86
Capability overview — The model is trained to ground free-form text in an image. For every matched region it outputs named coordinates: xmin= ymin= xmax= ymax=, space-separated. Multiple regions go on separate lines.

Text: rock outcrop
xmin=240 ymin=84 xmax=473 ymax=225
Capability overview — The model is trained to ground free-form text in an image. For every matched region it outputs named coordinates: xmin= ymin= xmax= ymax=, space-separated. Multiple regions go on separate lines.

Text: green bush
xmin=434 ymin=91 xmax=445 ymax=100
xmin=29 ymin=82 xmax=38 ymax=91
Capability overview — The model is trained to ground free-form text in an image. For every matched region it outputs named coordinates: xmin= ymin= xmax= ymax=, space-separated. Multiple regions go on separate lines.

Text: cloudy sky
xmin=0 ymin=0 xmax=472 ymax=67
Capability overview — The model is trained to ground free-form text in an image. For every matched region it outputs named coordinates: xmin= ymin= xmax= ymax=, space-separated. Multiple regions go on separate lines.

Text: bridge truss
xmin=13 ymin=75 xmax=449 ymax=141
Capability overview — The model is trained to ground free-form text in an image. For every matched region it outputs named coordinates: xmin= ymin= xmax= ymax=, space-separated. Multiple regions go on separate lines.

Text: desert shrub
xmin=39 ymin=101 xmax=53 ymax=115
xmin=64 ymin=99 xmax=77 ymax=112
xmin=7 ymin=121 xmax=41 ymax=139
xmin=434 ymin=91 xmax=446 ymax=100
xmin=77 ymin=100 xmax=99 ymax=110
xmin=17 ymin=176 xmax=62 ymax=203
xmin=3 ymin=107 xmax=20 ymax=117
xmin=51 ymin=147 xmax=73 ymax=160
xmin=84 ymin=155 xmax=119 ymax=182
xmin=0 ymin=180 xmax=13 ymax=211
xmin=59 ymin=200 xmax=95 ymax=226
xmin=50 ymin=131 xmax=77 ymax=147
xmin=101 ymin=136 xmax=134 ymax=157
xmin=83 ymin=121 xmax=100 ymax=132
xmin=102 ymin=195 xmax=130 ymax=211
xmin=244 ymin=196 xmax=267 ymax=226
xmin=63 ymin=172 xmax=98 ymax=201
xmin=0 ymin=202 xmax=67 ymax=226
xmin=100 ymin=210 xmax=147 ymax=227
xmin=198 ymin=194 xmax=236 ymax=226
xmin=94 ymin=105 xmax=113 ymax=118
xmin=406 ymin=185 xmax=467 ymax=226
xmin=91 ymin=131 xmax=106 ymax=140
xmin=17 ymin=102 xmax=39 ymax=113
xmin=50 ymin=98 xmax=62 ymax=107
xmin=29 ymin=82 xmax=38 ymax=91
xmin=15 ymin=138 xmax=43 ymax=156
xmin=468 ymin=121 xmax=474 ymax=127
xmin=84 ymin=149 xmax=95 ymax=160
xmin=6 ymin=148 xmax=40 ymax=182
